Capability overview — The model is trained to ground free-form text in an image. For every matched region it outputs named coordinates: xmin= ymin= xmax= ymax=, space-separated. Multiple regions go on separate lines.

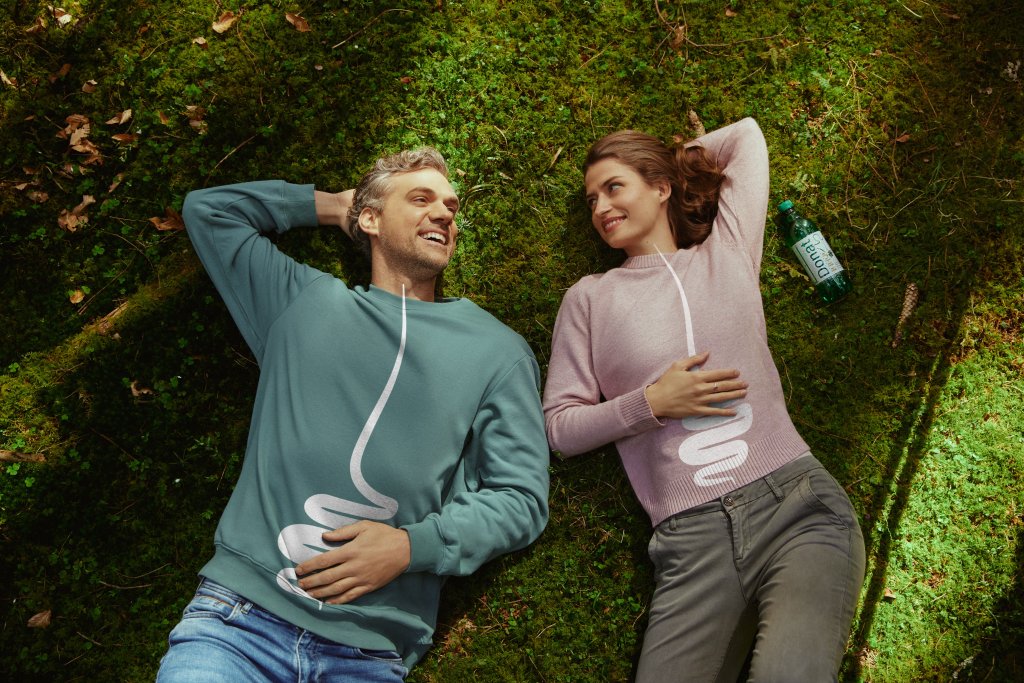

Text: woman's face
xmin=584 ymin=158 xmax=673 ymax=256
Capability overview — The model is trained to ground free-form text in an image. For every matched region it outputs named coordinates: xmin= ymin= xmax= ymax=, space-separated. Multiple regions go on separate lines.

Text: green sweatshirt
xmin=182 ymin=180 xmax=550 ymax=667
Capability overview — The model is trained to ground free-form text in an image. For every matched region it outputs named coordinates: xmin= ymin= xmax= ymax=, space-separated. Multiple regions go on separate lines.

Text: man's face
xmin=360 ymin=168 xmax=460 ymax=281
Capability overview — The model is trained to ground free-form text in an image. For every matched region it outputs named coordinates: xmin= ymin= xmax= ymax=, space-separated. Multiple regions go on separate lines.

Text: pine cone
xmin=891 ymin=282 xmax=920 ymax=348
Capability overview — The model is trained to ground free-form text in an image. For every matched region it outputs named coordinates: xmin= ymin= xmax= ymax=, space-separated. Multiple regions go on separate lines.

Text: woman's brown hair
xmin=584 ymin=130 xmax=725 ymax=248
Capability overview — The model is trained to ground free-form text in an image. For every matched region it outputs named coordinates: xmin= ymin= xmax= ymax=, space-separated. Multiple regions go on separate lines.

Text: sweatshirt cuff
xmin=401 ymin=518 xmax=445 ymax=574
xmin=283 ymin=182 xmax=319 ymax=230
xmin=618 ymin=386 xmax=665 ymax=432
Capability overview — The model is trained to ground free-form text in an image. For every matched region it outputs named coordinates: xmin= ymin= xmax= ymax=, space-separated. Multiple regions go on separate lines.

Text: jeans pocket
xmin=352 ymin=647 xmax=404 ymax=663
xmin=797 ymin=469 xmax=856 ymax=531
xmin=181 ymin=580 xmax=250 ymax=622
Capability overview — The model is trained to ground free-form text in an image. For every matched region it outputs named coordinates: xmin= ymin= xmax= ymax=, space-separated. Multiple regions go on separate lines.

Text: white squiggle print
xmin=274 ymin=288 xmax=407 ymax=602
xmin=654 ymin=248 xmax=752 ymax=487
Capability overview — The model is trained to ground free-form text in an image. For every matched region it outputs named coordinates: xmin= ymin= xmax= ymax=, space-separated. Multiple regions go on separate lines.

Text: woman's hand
xmin=314 ymin=189 xmax=356 ymax=238
xmin=644 ymin=352 xmax=748 ymax=419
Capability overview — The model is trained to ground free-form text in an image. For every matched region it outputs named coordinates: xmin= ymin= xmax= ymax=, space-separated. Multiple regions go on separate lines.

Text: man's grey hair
xmin=348 ymin=147 xmax=449 ymax=255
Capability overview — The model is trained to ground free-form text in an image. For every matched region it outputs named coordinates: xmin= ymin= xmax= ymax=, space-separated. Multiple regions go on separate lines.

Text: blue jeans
xmin=157 ymin=579 xmax=408 ymax=682
xmin=636 ymin=455 xmax=866 ymax=683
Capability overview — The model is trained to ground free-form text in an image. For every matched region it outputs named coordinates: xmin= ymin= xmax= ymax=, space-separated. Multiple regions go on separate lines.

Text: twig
xmin=205 ymin=134 xmax=257 ymax=183
xmin=332 ymin=9 xmax=413 ymax=50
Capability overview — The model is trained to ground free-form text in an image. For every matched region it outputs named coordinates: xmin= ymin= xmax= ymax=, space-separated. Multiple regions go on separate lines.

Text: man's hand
xmin=644 ymin=352 xmax=748 ymax=419
xmin=314 ymin=189 xmax=356 ymax=239
xmin=295 ymin=521 xmax=411 ymax=604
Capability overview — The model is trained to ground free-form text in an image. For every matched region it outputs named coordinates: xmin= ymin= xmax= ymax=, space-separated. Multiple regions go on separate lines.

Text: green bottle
xmin=775 ymin=200 xmax=852 ymax=304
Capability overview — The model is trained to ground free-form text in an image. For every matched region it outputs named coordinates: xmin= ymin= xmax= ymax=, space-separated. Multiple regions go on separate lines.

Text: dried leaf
xmin=149 ymin=207 xmax=185 ymax=232
xmin=27 ymin=610 xmax=52 ymax=628
xmin=53 ymin=8 xmax=73 ymax=26
xmin=212 ymin=10 xmax=239 ymax=34
xmin=80 ymin=153 xmax=104 ymax=166
xmin=0 ymin=450 xmax=46 ymax=463
xmin=400 ymin=76 xmax=413 ymax=84
xmin=73 ymin=195 xmax=96 ymax=215
xmin=108 ymin=172 xmax=125 ymax=193
xmin=156 ymin=110 xmax=170 ymax=125
xmin=725 ymin=8 xmax=738 ymax=17
xmin=192 ymin=36 xmax=208 ymax=48
xmin=1 ymin=69 xmax=17 ymax=88
xmin=130 ymin=380 xmax=154 ymax=397
xmin=69 ymin=289 xmax=85 ymax=304
xmin=50 ymin=63 xmax=72 ymax=83
xmin=25 ymin=15 xmax=47 ymax=34
xmin=285 ymin=12 xmax=311 ymax=32
xmin=15 ymin=182 xmax=29 ymax=191
xmin=23 ymin=165 xmax=41 ymax=175
xmin=58 ymin=209 xmax=81 ymax=231
xmin=883 ymin=587 xmax=896 ymax=602
xmin=27 ymin=190 xmax=49 ymax=203
xmin=81 ymin=79 xmax=98 ymax=93
xmin=111 ymin=133 xmax=139 ymax=144
xmin=184 ymin=105 xmax=206 ymax=121
xmin=893 ymin=133 xmax=911 ymax=144
xmin=687 ymin=109 xmax=706 ymax=137
xmin=105 ymin=109 xmax=132 ymax=125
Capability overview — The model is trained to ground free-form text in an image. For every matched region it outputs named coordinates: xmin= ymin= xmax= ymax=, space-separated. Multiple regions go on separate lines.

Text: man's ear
xmin=358 ymin=207 xmax=380 ymax=237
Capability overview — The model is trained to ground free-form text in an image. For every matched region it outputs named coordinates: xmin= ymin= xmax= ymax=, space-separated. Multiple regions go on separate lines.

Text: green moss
xmin=1 ymin=0 xmax=1022 ymax=680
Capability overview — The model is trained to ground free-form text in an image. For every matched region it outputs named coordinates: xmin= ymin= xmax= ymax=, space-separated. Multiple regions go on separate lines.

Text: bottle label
xmin=791 ymin=231 xmax=843 ymax=284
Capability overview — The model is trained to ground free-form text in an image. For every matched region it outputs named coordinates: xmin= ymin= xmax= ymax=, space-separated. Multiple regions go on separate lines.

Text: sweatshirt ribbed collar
xmin=621 ymin=246 xmax=698 ymax=270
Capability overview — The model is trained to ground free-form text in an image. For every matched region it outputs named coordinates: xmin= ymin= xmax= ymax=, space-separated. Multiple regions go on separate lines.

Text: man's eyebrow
xmin=407 ymin=186 xmax=460 ymax=211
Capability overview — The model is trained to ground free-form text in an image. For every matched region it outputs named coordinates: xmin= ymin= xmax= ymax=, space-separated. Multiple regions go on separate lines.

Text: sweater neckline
xmin=621 ymin=246 xmax=698 ymax=270
xmin=362 ymin=284 xmax=463 ymax=310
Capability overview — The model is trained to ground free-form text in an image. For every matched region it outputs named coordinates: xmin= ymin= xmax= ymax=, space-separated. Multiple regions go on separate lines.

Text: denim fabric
xmin=636 ymin=455 xmax=865 ymax=683
xmin=157 ymin=579 xmax=408 ymax=682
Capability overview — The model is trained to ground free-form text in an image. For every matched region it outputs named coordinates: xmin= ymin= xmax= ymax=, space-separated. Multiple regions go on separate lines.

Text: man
xmin=158 ymin=148 xmax=550 ymax=681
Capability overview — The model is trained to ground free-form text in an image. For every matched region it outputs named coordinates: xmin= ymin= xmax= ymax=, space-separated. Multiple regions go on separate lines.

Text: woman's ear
xmin=657 ymin=180 xmax=672 ymax=203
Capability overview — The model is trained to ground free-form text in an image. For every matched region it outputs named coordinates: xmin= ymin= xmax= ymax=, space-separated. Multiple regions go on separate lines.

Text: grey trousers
xmin=636 ymin=455 xmax=865 ymax=683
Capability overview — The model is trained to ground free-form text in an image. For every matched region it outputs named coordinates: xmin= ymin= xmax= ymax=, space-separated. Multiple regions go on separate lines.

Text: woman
xmin=543 ymin=118 xmax=865 ymax=682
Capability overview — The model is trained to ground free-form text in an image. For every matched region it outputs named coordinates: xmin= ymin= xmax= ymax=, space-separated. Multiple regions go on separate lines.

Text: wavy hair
xmin=584 ymin=130 xmax=724 ymax=248
xmin=348 ymin=147 xmax=449 ymax=256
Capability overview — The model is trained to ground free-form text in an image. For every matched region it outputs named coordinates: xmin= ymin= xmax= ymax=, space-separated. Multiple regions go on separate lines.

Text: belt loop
xmin=765 ymin=474 xmax=784 ymax=502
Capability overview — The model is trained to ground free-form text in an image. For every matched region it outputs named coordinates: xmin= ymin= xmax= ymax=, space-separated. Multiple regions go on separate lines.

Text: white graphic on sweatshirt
xmin=274 ymin=289 xmax=406 ymax=603
xmin=655 ymin=249 xmax=752 ymax=487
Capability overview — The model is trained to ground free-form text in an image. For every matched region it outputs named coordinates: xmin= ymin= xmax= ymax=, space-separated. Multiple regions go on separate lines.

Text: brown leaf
xmin=158 ymin=110 xmax=171 ymax=125
xmin=27 ymin=190 xmax=49 ymax=203
xmin=1 ymin=69 xmax=17 ymax=88
xmin=893 ymin=133 xmax=911 ymax=144
xmin=73 ymin=195 xmax=96 ymax=215
xmin=58 ymin=209 xmax=81 ymax=231
xmin=69 ymin=289 xmax=85 ymax=304
xmin=285 ymin=12 xmax=311 ymax=32
xmin=883 ymin=587 xmax=896 ymax=601
xmin=192 ymin=36 xmax=208 ymax=48
xmin=23 ymin=165 xmax=41 ymax=175
xmin=25 ymin=15 xmax=47 ymax=34
xmin=81 ymin=79 xmax=98 ymax=93
xmin=725 ymin=8 xmax=738 ymax=17
xmin=111 ymin=133 xmax=139 ymax=144
xmin=0 ymin=450 xmax=46 ymax=463
xmin=53 ymin=8 xmax=73 ymax=26
xmin=184 ymin=105 xmax=206 ymax=121
xmin=80 ymin=153 xmax=104 ymax=166
xmin=149 ymin=207 xmax=185 ymax=232
xmin=108 ymin=172 xmax=125 ymax=193
xmin=400 ymin=76 xmax=413 ymax=84
xmin=130 ymin=380 xmax=155 ymax=397
xmin=27 ymin=610 xmax=52 ymax=628
xmin=105 ymin=109 xmax=132 ymax=125
xmin=49 ymin=63 xmax=72 ymax=83
xmin=212 ymin=10 xmax=239 ymax=34
xmin=14 ymin=182 xmax=29 ymax=191
xmin=687 ymin=109 xmax=706 ymax=137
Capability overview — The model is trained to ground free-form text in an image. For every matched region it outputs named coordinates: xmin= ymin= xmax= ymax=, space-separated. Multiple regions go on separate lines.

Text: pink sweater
xmin=543 ymin=118 xmax=810 ymax=527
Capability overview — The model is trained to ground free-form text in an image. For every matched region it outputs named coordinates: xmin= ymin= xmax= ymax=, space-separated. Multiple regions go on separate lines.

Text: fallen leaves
xmin=49 ymin=62 xmax=72 ymax=83
xmin=0 ymin=450 xmax=46 ymax=463
xmin=27 ymin=611 xmax=52 ymax=629
xmin=69 ymin=289 xmax=85 ymax=304
xmin=105 ymin=109 xmax=132 ymax=125
xmin=212 ymin=10 xmax=240 ymax=34
xmin=192 ymin=36 xmax=208 ymax=48
xmin=286 ymin=13 xmax=311 ymax=32
xmin=149 ymin=207 xmax=185 ymax=232
xmin=58 ymin=194 xmax=96 ymax=232
xmin=130 ymin=380 xmax=155 ymax=399
xmin=81 ymin=79 xmax=98 ymax=93
xmin=2 ymin=69 xmax=18 ymax=88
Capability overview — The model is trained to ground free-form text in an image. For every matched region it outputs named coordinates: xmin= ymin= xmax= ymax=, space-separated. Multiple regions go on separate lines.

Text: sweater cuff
xmin=284 ymin=183 xmax=319 ymax=230
xmin=401 ymin=518 xmax=445 ymax=574
xmin=619 ymin=386 xmax=664 ymax=432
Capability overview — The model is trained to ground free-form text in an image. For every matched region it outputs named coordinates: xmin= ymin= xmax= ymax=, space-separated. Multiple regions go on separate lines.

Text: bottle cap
xmin=777 ymin=199 xmax=794 ymax=212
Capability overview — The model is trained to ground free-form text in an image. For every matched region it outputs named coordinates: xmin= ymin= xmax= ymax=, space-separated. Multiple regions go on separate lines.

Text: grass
xmin=1 ymin=0 xmax=1022 ymax=680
